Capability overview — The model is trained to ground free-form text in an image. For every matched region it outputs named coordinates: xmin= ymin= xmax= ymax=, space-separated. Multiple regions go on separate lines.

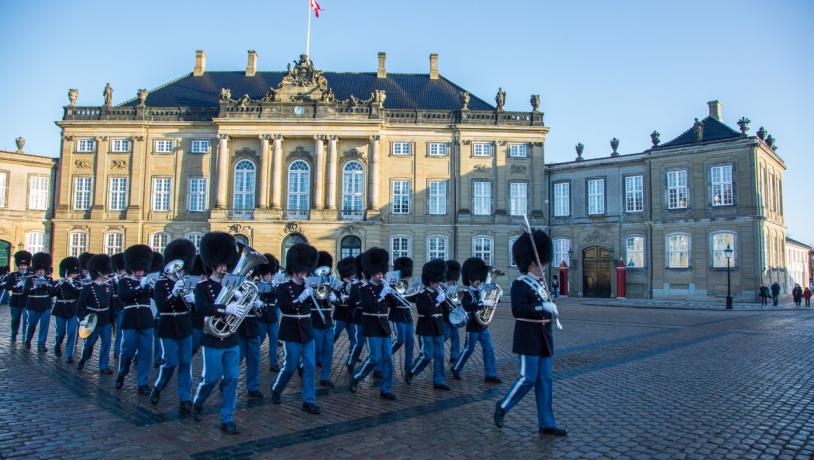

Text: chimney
xmin=377 ymin=52 xmax=387 ymax=79
xmin=707 ymin=100 xmax=722 ymax=121
xmin=193 ymin=50 xmax=206 ymax=76
xmin=246 ymin=50 xmax=257 ymax=77
xmin=429 ymin=53 xmax=439 ymax=79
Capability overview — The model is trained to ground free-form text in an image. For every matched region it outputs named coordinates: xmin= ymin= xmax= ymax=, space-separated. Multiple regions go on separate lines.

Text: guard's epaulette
xmin=196 ymin=278 xmax=207 ymax=284
xmin=516 ymin=275 xmax=526 ymax=281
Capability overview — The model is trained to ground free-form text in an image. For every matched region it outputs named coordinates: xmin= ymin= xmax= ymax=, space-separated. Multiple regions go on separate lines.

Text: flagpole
xmin=305 ymin=0 xmax=312 ymax=57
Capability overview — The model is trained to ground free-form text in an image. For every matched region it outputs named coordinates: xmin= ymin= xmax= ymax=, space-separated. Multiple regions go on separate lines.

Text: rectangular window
xmin=473 ymin=143 xmax=493 ymax=157
xmin=0 ymin=171 xmax=7 ymax=208
xmin=186 ymin=233 xmax=203 ymax=253
xmin=667 ymin=170 xmax=689 ymax=209
xmin=76 ymin=138 xmax=96 ymax=153
xmin=391 ymin=236 xmax=410 ymax=260
xmin=26 ymin=232 xmax=45 ymax=253
xmin=587 ymin=178 xmax=605 ymax=215
xmin=152 ymin=177 xmax=171 ymax=212
xmin=188 ymin=177 xmax=208 ymax=212
xmin=472 ymin=237 xmax=493 ymax=265
xmin=509 ymin=182 xmax=528 ymax=216
xmin=68 ymin=232 xmax=87 ymax=257
xmin=553 ymin=238 xmax=570 ymax=268
xmin=508 ymin=143 xmax=528 ymax=158
xmin=428 ymin=180 xmax=447 ymax=215
xmin=624 ymin=175 xmax=644 ymax=212
xmin=712 ymin=232 xmax=736 ymax=268
xmin=190 ymin=139 xmax=210 ymax=154
xmin=509 ymin=236 xmax=519 ymax=267
xmin=104 ymin=232 xmax=123 ymax=255
xmin=473 ymin=181 xmax=491 ymax=215
xmin=154 ymin=139 xmax=174 ymax=153
xmin=428 ymin=143 xmax=448 ymax=156
xmin=553 ymin=182 xmax=570 ymax=217
xmin=110 ymin=138 xmax=131 ymax=153
xmin=392 ymin=180 xmax=411 ymax=214
xmin=427 ymin=236 xmax=448 ymax=261
xmin=667 ymin=234 xmax=690 ymax=268
xmin=28 ymin=176 xmax=49 ymax=210
xmin=108 ymin=177 xmax=127 ymax=211
xmin=625 ymin=236 xmax=645 ymax=268
xmin=150 ymin=233 xmax=168 ymax=253
xmin=711 ymin=165 xmax=734 ymax=206
xmin=73 ymin=177 xmax=93 ymax=211
xmin=392 ymin=142 xmax=411 ymax=156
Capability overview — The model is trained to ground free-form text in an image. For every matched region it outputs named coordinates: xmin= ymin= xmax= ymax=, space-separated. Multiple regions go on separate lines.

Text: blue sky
xmin=1 ymin=0 xmax=812 ymax=240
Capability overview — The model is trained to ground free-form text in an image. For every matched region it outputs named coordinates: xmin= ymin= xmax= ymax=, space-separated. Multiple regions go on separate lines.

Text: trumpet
xmin=164 ymin=259 xmax=195 ymax=311
xmin=312 ymin=265 xmax=334 ymax=301
xmin=385 ymin=270 xmax=417 ymax=308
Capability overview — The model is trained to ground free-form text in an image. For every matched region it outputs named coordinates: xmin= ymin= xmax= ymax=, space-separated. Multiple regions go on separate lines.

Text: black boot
xmin=271 ymin=391 xmax=281 ymax=404
xmin=493 ymin=401 xmax=506 ymax=428
xmin=54 ymin=347 xmax=62 ymax=358
xmin=115 ymin=375 xmax=125 ymax=389
xmin=76 ymin=359 xmax=85 ymax=371
xmin=149 ymin=388 xmax=161 ymax=405
xmin=179 ymin=401 xmax=192 ymax=414
xmin=319 ymin=380 xmax=335 ymax=389
xmin=137 ymin=385 xmax=151 ymax=395
xmin=302 ymin=403 xmax=321 ymax=415
xmin=248 ymin=390 xmax=264 ymax=399
xmin=220 ymin=422 xmax=240 ymax=434
xmin=192 ymin=404 xmax=203 ymax=422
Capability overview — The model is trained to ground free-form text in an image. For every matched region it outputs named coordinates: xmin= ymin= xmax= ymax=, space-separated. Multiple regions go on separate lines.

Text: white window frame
xmin=233 ymin=159 xmax=256 ymax=210
xmin=76 ymin=138 xmax=96 ymax=153
xmin=508 ymin=236 xmax=519 ymax=267
xmin=667 ymin=170 xmax=689 ymax=210
xmin=473 ymin=181 xmax=491 ymax=215
xmin=553 ymin=238 xmax=571 ymax=268
xmin=427 ymin=235 xmax=448 ymax=261
xmin=110 ymin=138 xmax=131 ymax=153
xmin=108 ymin=177 xmax=127 ymax=211
xmin=190 ymin=139 xmax=210 ymax=154
xmin=392 ymin=180 xmax=411 ymax=215
xmin=509 ymin=182 xmax=528 ymax=216
xmin=187 ymin=177 xmax=208 ymax=212
xmin=473 ymin=142 xmax=493 ymax=157
xmin=287 ymin=160 xmax=310 ymax=211
xmin=103 ymin=232 xmax=124 ymax=256
xmin=154 ymin=139 xmax=174 ymax=154
xmin=428 ymin=180 xmax=447 ymax=215
xmin=151 ymin=177 xmax=171 ymax=212
xmin=73 ymin=176 xmax=93 ymax=211
xmin=341 ymin=161 xmax=365 ymax=212
xmin=25 ymin=231 xmax=45 ymax=253
xmin=553 ymin=182 xmax=570 ymax=217
xmin=711 ymin=231 xmax=736 ymax=268
xmin=340 ymin=235 xmax=363 ymax=259
xmin=428 ymin=143 xmax=448 ymax=157
xmin=68 ymin=232 xmax=88 ymax=257
xmin=185 ymin=232 xmax=204 ymax=254
xmin=508 ymin=143 xmax=528 ymax=158
xmin=624 ymin=175 xmax=644 ymax=213
xmin=391 ymin=142 xmax=411 ymax=156
xmin=390 ymin=235 xmax=411 ymax=260
xmin=587 ymin=178 xmax=605 ymax=215
xmin=472 ymin=236 xmax=494 ymax=265
xmin=0 ymin=171 xmax=7 ymax=208
xmin=625 ymin=235 xmax=645 ymax=268
xmin=711 ymin=165 xmax=734 ymax=207
xmin=150 ymin=232 xmax=169 ymax=253
xmin=666 ymin=233 xmax=691 ymax=269
xmin=28 ymin=176 xmax=49 ymax=211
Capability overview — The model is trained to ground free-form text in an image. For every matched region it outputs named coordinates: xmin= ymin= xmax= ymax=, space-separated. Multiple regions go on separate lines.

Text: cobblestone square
xmin=1 ymin=300 xmax=812 ymax=459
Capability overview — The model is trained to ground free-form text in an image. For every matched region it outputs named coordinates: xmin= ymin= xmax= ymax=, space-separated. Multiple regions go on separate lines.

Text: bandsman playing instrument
xmin=331 ymin=257 xmax=356 ymax=350
xmin=188 ymin=254 xmax=205 ymax=356
xmin=192 ymin=232 xmax=242 ymax=433
xmin=494 ymin=228 xmax=567 ymax=436
xmin=390 ymin=257 xmax=417 ymax=375
xmin=22 ymin=252 xmax=55 ymax=352
xmin=150 ymin=239 xmax=197 ymax=413
xmin=151 ymin=251 xmax=165 ymax=368
xmin=405 ymin=259 xmax=450 ymax=390
xmin=237 ymin=260 xmax=268 ymax=400
xmin=115 ymin=245 xmax=155 ymax=394
xmin=442 ymin=260 xmax=462 ymax=364
xmin=270 ymin=243 xmax=321 ymax=414
xmin=349 ymin=248 xmax=397 ymax=400
xmin=4 ymin=250 xmax=32 ymax=343
xmin=53 ymin=257 xmax=81 ymax=363
xmin=110 ymin=253 xmax=125 ymax=360
xmin=256 ymin=254 xmax=281 ymax=373
xmin=312 ymin=251 xmax=337 ymax=388
xmin=451 ymin=257 xmax=501 ymax=383
xmin=76 ymin=254 xmax=115 ymax=373
xmin=345 ymin=255 xmax=366 ymax=374
xmin=78 ymin=252 xmax=93 ymax=285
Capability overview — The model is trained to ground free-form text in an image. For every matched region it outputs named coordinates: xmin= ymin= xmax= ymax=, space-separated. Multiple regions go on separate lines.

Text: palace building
xmin=43 ymin=50 xmax=787 ymax=299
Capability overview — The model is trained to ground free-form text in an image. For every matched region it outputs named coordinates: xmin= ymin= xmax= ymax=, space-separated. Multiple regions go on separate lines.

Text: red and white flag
xmin=310 ymin=0 xmax=323 ymax=18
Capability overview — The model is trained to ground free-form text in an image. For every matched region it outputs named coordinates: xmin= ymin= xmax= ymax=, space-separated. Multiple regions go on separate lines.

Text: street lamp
xmin=725 ymin=244 xmax=734 ymax=309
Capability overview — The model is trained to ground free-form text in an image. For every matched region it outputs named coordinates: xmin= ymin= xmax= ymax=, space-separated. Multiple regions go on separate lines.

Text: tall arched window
xmin=150 ymin=232 xmax=169 ymax=253
xmin=68 ymin=232 xmax=88 ymax=257
xmin=711 ymin=231 xmax=736 ymax=268
xmin=340 ymin=235 xmax=362 ymax=259
xmin=104 ymin=232 xmax=124 ymax=255
xmin=472 ymin=235 xmax=494 ymax=265
xmin=281 ymin=233 xmax=307 ymax=264
xmin=342 ymin=161 xmax=365 ymax=214
xmin=287 ymin=161 xmax=310 ymax=211
xmin=552 ymin=238 xmax=571 ymax=268
xmin=233 ymin=160 xmax=256 ymax=210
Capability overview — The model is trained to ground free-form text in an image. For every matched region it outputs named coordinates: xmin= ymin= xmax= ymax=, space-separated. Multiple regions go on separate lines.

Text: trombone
xmin=164 ymin=259 xmax=195 ymax=311
xmin=306 ymin=266 xmax=331 ymax=323
xmin=384 ymin=270 xmax=415 ymax=308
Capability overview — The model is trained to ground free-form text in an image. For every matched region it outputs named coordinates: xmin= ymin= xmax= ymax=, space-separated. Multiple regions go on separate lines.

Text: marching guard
xmin=237 ymin=263 xmax=267 ymax=400
xmin=110 ymin=253 xmax=125 ymax=360
xmin=151 ymin=251 xmax=165 ymax=367
xmin=443 ymin=259 xmax=462 ymax=364
xmin=150 ymin=238 xmax=197 ymax=413
xmin=390 ymin=256 xmax=417 ymax=374
xmin=313 ymin=251 xmax=337 ymax=388
xmin=53 ymin=257 xmax=81 ymax=363
xmin=4 ymin=250 xmax=32 ymax=343
xmin=331 ymin=257 xmax=356 ymax=349
xmin=345 ymin=255 xmax=366 ymax=373
xmin=256 ymin=254 xmax=281 ymax=373
xmin=405 ymin=259 xmax=450 ymax=390
xmin=22 ymin=252 xmax=54 ymax=352
xmin=116 ymin=245 xmax=155 ymax=394
xmin=76 ymin=254 xmax=115 ymax=373
xmin=188 ymin=254 xmax=205 ymax=356
xmin=494 ymin=228 xmax=567 ymax=436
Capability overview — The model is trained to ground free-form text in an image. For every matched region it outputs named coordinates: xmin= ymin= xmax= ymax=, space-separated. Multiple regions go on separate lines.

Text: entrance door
xmin=583 ymin=246 xmax=611 ymax=297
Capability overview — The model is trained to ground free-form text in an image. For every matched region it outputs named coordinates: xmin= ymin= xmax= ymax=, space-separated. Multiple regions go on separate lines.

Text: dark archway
xmin=281 ymin=233 xmax=308 ymax=263
xmin=340 ymin=235 xmax=362 ymax=259
xmin=583 ymin=246 xmax=612 ymax=297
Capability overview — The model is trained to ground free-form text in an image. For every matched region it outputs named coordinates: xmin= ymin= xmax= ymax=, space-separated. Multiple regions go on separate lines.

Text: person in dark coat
xmin=53 ymin=257 xmax=81 ymax=362
xmin=804 ymin=287 xmax=812 ymax=307
xmin=758 ymin=285 xmax=769 ymax=306
xmin=792 ymin=284 xmax=803 ymax=307
xmin=150 ymin=251 xmax=164 ymax=367
xmin=256 ymin=254 xmax=281 ymax=372
xmin=345 ymin=255 xmax=367 ymax=373
xmin=76 ymin=254 xmax=115 ymax=373
xmin=494 ymin=228 xmax=567 ymax=437
xmin=332 ymin=256 xmax=357 ymax=355
xmin=390 ymin=256 xmax=417 ymax=374
xmin=110 ymin=252 xmax=126 ymax=358
xmin=4 ymin=250 xmax=32 ymax=343
xmin=771 ymin=281 xmax=781 ymax=306
xmin=312 ymin=251 xmax=338 ymax=388
xmin=22 ymin=252 xmax=55 ymax=352
xmin=442 ymin=259 xmax=462 ymax=363
xmin=188 ymin=254 xmax=205 ymax=356
xmin=115 ymin=245 xmax=155 ymax=394
xmin=405 ymin=259 xmax=449 ymax=390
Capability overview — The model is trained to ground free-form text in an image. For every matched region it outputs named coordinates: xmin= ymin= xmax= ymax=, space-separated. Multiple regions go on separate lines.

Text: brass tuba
xmin=312 ymin=266 xmax=333 ymax=300
xmin=475 ymin=267 xmax=504 ymax=327
xmin=203 ymin=243 xmax=268 ymax=339
xmin=164 ymin=259 xmax=196 ymax=311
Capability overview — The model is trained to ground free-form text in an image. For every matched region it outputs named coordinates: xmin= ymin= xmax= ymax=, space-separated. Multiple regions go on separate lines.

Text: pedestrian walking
xmin=771 ymin=282 xmax=781 ymax=306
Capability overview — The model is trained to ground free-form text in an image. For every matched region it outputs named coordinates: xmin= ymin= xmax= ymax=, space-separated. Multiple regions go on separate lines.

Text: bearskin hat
xmin=394 ymin=257 xmax=413 ymax=279
xmin=337 ymin=257 xmax=356 ymax=279
xmin=286 ymin=243 xmax=318 ymax=275
xmin=164 ymin=239 xmax=196 ymax=272
xmin=78 ymin=252 xmax=93 ymax=272
xmin=255 ymin=253 xmax=278 ymax=277
xmin=512 ymin=229 xmax=553 ymax=273
xmin=151 ymin=251 xmax=164 ymax=274
xmin=317 ymin=251 xmax=334 ymax=270
xmin=200 ymin=232 xmax=237 ymax=272
xmin=124 ymin=244 xmax=153 ymax=273
xmin=354 ymin=255 xmax=365 ymax=279
xmin=14 ymin=250 xmax=32 ymax=267
xmin=461 ymin=257 xmax=489 ymax=286
xmin=32 ymin=252 xmax=52 ymax=272
xmin=422 ymin=259 xmax=447 ymax=286
xmin=88 ymin=254 xmax=113 ymax=279
xmin=59 ymin=257 xmax=81 ymax=278
xmin=0 ymin=266 xmax=8 ymax=276
xmin=445 ymin=260 xmax=461 ymax=283
xmin=362 ymin=247 xmax=388 ymax=277
xmin=189 ymin=254 xmax=204 ymax=276
xmin=111 ymin=253 xmax=125 ymax=272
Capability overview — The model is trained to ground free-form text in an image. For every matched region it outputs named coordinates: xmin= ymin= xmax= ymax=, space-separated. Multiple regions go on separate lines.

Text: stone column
xmin=216 ymin=134 xmax=229 ymax=209
xmin=314 ymin=135 xmax=325 ymax=209
xmin=271 ymin=135 xmax=283 ymax=209
xmin=92 ymin=136 xmax=108 ymax=211
xmin=326 ymin=135 xmax=338 ymax=210
xmin=259 ymin=135 xmax=271 ymax=209
xmin=369 ymin=135 xmax=380 ymax=210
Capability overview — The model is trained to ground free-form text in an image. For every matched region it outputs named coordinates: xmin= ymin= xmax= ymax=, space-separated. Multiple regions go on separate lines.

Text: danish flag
xmin=310 ymin=0 xmax=323 ymax=18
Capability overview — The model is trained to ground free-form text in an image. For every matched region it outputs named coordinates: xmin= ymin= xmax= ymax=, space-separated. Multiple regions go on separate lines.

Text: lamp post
xmin=725 ymin=244 xmax=734 ymax=309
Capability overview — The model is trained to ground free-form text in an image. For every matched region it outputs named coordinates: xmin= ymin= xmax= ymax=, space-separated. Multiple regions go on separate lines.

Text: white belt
xmin=419 ymin=313 xmax=442 ymax=318
xmin=11 ymin=292 xmax=23 ymax=295
xmin=363 ymin=312 xmax=388 ymax=317
xmin=159 ymin=311 xmax=188 ymax=317
xmin=517 ymin=318 xmax=551 ymax=324
xmin=55 ymin=299 xmax=74 ymax=303
xmin=28 ymin=295 xmax=51 ymax=298
xmin=87 ymin=307 xmax=109 ymax=312
xmin=281 ymin=313 xmax=311 ymax=319
xmin=394 ymin=305 xmax=411 ymax=310
xmin=124 ymin=304 xmax=151 ymax=310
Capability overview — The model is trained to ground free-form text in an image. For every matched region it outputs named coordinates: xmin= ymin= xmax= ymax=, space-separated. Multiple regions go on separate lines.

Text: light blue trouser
xmin=238 ymin=335 xmax=261 ymax=392
xmin=442 ymin=321 xmax=461 ymax=361
xmin=499 ymin=354 xmax=556 ymax=429
xmin=194 ymin=345 xmax=239 ymax=423
xmin=272 ymin=339 xmax=316 ymax=404
xmin=9 ymin=306 xmax=24 ymax=339
xmin=54 ymin=316 xmax=78 ymax=359
xmin=453 ymin=329 xmax=497 ymax=377
xmin=81 ymin=323 xmax=112 ymax=370
xmin=191 ymin=328 xmax=202 ymax=356
xmin=352 ymin=336 xmax=394 ymax=394
xmin=258 ymin=320 xmax=280 ymax=368
xmin=410 ymin=335 xmax=446 ymax=385
xmin=391 ymin=321 xmax=415 ymax=370
xmin=313 ymin=327 xmax=334 ymax=381
xmin=154 ymin=335 xmax=193 ymax=402
xmin=153 ymin=319 xmax=162 ymax=364
xmin=24 ymin=309 xmax=51 ymax=349
xmin=332 ymin=319 xmax=356 ymax=347
xmin=347 ymin=322 xmax=365 ymax=367
xmin=114 ymin=310 xmax=124 ymax=357
xmin=118 ymin=328 xmax=154 ymax=386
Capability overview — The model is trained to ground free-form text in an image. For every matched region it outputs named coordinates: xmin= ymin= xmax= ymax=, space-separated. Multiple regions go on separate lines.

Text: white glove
xmin=329 ymin=293 xmax=337 ymax=303
xmin=183 ymin=293 xmax=196 ymax=305
xmin=254 ymin=299 xmax=264 ymax=309
xmin=482 ymin=299 xmax=496 ymax=307
xmin=340 ymin=294 xmax=349 ymax=303
xmin=172 ymin=279 xmax=184 ymax=296
xmin=15 ymin=280 xmax=25 ymax=289
xmin=297 ymin=287 xmax=313 ymax=303
xmin=378 ymin=285 xmax=393 ymax=301
xmin=435 ymin=291 xmax=446 ymax=304
xmin=139 ymin=277 xmax=151 ymax=288
xmin=537 ymin=301 xmax=559 ymax=317
xmin=225 ymin=303 xmax=241 ymax=315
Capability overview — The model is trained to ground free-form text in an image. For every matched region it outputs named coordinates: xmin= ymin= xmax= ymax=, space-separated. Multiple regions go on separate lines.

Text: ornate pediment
xmin=288 ymin=146 xmax=312 ymax=163
xmin=235 ymin=147 xmax=258 ymax=162
xmin=473 ymin=163 xmax=491 ymax=174
xmin=111 ymin=159 xmax=127 ymax=169
xmin=275 ymin=55 xmax=335 ymax=103
xmin=69 ymin=225 xmax=88 ymax=232
xmin=341 ymin=148 xmax=367 ymax=165
xmin=583 ymin=229 xmax=610 ymax=245
xmin=106 ymin=225 xmax=124 ymax=232
xmin=284 ymin=222 xmax=303 ymax=234
xmin=510 ymin=164 xmax=527 ymax=174
xmin=74 ymin=159 xmax=92 ymax=169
